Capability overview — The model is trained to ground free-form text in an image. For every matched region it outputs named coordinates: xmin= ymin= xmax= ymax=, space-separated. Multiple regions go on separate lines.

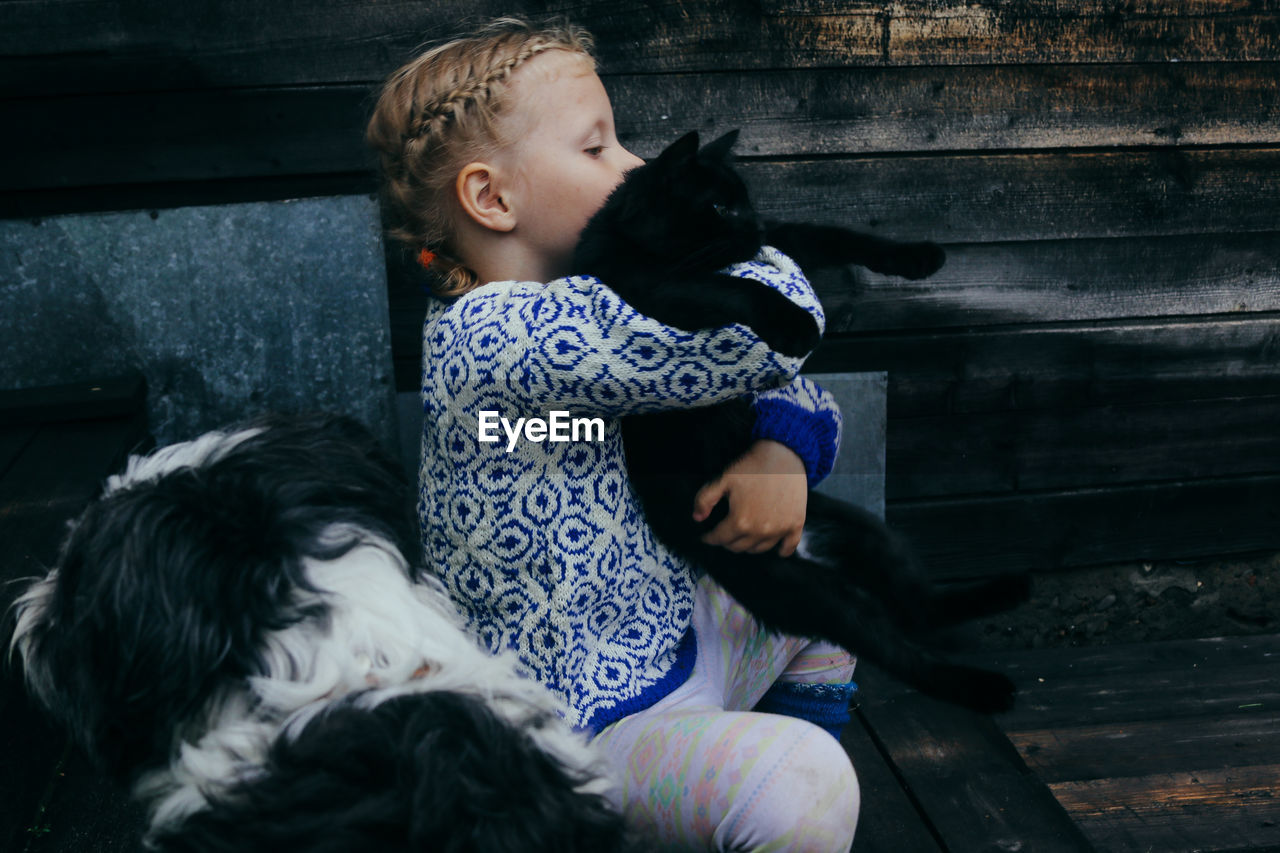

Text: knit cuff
xmin=751 ymin=397 xmax=841 ymax=487
xmin=752 ymin=680 xmax=859 ymax=741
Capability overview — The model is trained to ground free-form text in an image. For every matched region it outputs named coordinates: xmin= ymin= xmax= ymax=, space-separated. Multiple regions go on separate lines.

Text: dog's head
xmin=9 ymin=413 xmax=419 ymax=778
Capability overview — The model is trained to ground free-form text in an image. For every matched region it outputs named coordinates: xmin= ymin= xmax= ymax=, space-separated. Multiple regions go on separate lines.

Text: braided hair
xmin=367 ymin=17 xmax=596 ymax=297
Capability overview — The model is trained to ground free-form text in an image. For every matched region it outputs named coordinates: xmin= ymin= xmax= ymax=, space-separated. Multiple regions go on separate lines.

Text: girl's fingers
xmin=692 ymin=478 xmax=727 ymax=522
xmin=779 ymin=529 xmax=802 ymax=558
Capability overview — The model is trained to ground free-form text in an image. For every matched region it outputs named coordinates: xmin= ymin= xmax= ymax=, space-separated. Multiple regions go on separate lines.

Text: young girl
xmin=368 ymin=17 xmax=859 ymax=850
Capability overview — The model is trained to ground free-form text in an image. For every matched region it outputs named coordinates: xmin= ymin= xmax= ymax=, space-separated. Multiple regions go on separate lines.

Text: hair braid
xmin=367 ymin=18 xmax=595 ymax=297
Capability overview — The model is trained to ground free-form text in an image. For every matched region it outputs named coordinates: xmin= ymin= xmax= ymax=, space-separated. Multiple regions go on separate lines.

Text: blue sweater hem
xmin=581 ymin=628 xmax=698 ymax=735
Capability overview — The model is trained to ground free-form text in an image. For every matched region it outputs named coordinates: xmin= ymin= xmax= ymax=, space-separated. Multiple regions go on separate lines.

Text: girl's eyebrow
xmin=579 ymin=119 xmax=607 ymax=144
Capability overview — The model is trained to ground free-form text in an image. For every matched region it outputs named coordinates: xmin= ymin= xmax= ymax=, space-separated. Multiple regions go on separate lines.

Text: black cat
xmin=573 ymin=130 xmax=1026 ymax=713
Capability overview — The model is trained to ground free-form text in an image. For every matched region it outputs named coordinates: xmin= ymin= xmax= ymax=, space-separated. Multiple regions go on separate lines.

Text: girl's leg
xmin=703 ymin=587 xmax=856 ymax=709
xmin=594 ymin=707 xmax=859 ymax=852
xmin=593 ymin=577 xmax=859 ymax=851
xmin=752 ymin=641 xmax=858 ymax=740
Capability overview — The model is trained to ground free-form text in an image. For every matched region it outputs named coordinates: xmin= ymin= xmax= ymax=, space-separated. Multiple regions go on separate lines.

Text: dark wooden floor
xmin=846 ymin=637 xmax=1280 ymax=852
xmin=4 ymin=379 xmax=1280 ymax=853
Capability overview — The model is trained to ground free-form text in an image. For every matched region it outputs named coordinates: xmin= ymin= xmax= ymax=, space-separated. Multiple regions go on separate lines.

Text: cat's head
xmin=589 ymin=130 xmax=763 ymax=271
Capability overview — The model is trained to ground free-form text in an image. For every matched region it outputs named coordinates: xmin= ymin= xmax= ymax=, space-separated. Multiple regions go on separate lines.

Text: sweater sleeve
xmin=751 ymin=376 xmax=843 ymax=487
xmin=423 ymin=246 xmax=824 ymax=419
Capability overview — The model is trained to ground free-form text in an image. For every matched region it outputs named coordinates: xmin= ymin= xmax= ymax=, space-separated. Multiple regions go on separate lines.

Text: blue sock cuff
xmin=753 ymin=680 xmax=859 ymax=740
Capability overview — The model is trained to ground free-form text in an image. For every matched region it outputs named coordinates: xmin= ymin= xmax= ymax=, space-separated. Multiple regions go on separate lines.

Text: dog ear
xmin=10 ymin=484 xmax=267 ymax=778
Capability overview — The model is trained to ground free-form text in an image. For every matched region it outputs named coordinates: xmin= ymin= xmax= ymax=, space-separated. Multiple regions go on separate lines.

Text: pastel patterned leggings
xmin=592 ymin=577 xmax=859 ymax=851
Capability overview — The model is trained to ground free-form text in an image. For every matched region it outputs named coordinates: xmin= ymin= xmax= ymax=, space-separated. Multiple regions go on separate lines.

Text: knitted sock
xmin=752 ymin=680 xmax=859 ymax=741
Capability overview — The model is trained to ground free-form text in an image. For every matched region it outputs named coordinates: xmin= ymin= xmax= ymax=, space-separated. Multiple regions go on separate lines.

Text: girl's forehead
xmin=503 ymin=51 xmax=608 ymax=133
xmin=511 ymin=49 xmax=596 ymax=90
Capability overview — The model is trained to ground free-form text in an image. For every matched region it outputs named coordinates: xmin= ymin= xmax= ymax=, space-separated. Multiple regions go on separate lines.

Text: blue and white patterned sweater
xmin=419 ymin=247 xmax=842 ymax=732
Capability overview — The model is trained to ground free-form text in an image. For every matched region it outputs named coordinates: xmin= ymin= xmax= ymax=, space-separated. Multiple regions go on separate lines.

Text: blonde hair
xmin=367 ymin=17 xmax=596 ymax=297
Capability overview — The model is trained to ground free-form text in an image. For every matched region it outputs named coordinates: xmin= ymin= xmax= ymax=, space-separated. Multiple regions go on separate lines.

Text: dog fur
xmin=9 ymin=413 xmax=630 ymax=852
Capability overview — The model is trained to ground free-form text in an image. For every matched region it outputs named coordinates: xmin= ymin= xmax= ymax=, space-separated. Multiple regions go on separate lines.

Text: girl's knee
xmin=721 ymin=721 xmax=859 ymax=852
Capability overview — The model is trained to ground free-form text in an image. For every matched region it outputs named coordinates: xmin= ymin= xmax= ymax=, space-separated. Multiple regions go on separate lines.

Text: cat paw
xmin=764 ymin=305 xmax=821 ymax=357
xmin=885 ymin=242 xmax=947 ymax=280
xmin=748 ymin=288 xmax=821 ymax=357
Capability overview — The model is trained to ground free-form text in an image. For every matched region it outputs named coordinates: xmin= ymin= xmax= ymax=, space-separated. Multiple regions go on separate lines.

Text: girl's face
xmin=497 ymin=51 xmax=645 ymax=278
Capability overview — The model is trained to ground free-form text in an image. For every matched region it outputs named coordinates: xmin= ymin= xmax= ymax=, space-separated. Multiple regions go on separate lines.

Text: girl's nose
xmin=620 ymin=147 xmax=645 ymax=171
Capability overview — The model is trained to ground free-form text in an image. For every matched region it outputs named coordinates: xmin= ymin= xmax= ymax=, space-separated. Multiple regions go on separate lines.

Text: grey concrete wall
xmin=807 ymin=371 xmax=887 ymax=518
xmin=1 ymin=196 xmax=399 ymax=455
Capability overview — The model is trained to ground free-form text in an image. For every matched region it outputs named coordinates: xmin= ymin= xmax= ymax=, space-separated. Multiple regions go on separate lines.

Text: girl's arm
xmin=692 ymin=377 xmax=843 ymax=556
xmin=750 ymin=377 xmax=843 ymax=487
xmin=425 ymin=247 xmax=823 ymax=419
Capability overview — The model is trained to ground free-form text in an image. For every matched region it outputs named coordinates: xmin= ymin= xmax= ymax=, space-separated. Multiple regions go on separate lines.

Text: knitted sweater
xmin=419 ymin=247 xmax=842 ymax=732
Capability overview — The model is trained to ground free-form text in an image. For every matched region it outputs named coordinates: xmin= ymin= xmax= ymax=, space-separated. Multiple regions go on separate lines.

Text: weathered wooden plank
xmin=809 ymin=314 xmax=1280 ymax=419
xmin=612 ymin=62 xmax=1280 ymax=158
xmin=0 ymin=173 xmax=375 ymax=223
xmin=1049 ymin=765 xmax=1280 ymax=853
xmin=766 ymin=0 xmax=1280 ymax=66
xmin=4 ymin=0 xmax=1280 ymax=97
xmin=0 ymin=86 xmax=376 ymax=192
xmin=0 ymin=417 xmax=146 ymax=853
xmin=853 ymin=664 xmax=1094 ymax=852
xmin=0 ymin=373 xmax=147 ymax=427
xmin=975 ymin=633 xmax=1280 ymax=683
xmin=998 ymin=661 xmax=1280 ymax=731
xmin=4 ymin=62 xmax=1279 ymax=194
xmin=22 ymin=750 xmax=145 ymax=853
xmin=841 ymin=712 xmax=945 ymax=852
xmin=391 ymin=230 xmax=1280 ymax=393
xmin=0 ymin=421 xmax=145 ymax=595
xmin=393 ymin=270 xmax=1280 ymax=399
xmin=0 ymin=425 xmax=36 ymax=480
xmin=887 ymin=395 xmax=1280 ymax=499
xmin=888 ymin=473 xmax=1280 ymax=576
xmin=814 ymin=233 xmax=1280 ymax=333
xmin=0 ymin=674 xmax=66 ymax=853
xmin=1008 ymin=713 xmax=1280 ymax=783
xmin=743 ymin=151 xmax=1280 ymax=245
xmin=10 ymin=124 xmax=1280 ymax=242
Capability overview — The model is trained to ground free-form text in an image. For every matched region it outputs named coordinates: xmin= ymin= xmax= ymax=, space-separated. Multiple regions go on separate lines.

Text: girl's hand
xmin=692 ymin=440 xmax=807 ymax=556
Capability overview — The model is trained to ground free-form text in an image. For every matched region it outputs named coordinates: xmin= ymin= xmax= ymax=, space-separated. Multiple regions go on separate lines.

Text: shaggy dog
xmin=9 ymin=414 xmax=630 ymax=852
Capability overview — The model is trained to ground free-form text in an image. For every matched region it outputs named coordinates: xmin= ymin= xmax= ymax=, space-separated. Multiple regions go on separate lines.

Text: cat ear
xmin=658 ymin=131 xmax=701 ymax=166
xmin=702 ymin=129 xmax=740 ymax=162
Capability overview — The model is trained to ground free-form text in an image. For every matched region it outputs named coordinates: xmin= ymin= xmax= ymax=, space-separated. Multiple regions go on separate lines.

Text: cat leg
xmin=763 ymin=222 xmax=946 ymax=280
xmin=694 ymin=546 xmax=1016 ymax=712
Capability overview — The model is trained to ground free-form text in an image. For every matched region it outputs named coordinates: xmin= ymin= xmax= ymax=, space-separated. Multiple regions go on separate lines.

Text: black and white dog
xmin=9 ymin=413 xmax=630 ymax=852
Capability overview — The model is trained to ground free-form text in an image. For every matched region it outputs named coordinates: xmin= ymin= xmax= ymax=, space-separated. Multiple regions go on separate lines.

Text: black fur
xmin=574 ymin=131 xmax=1026 ymax=712
xmin=12 ymin=413 xmax=633 ymax=851
xmin=157 ymin=692 xmax=629 ymax=853
xmin=18 ymin=413 xmax=418 ymax=779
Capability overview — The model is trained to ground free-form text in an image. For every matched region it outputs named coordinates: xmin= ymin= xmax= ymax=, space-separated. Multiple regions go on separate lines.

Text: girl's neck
xmin=457 ymin=229 xmax=567 ymax=285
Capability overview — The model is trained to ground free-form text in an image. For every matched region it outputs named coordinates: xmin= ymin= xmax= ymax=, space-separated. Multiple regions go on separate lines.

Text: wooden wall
xmin=3 ymin=1 xmax=1278 ymax=578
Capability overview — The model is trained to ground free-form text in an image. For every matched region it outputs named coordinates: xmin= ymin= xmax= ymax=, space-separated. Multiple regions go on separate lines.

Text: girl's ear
xmin=456 ymin=163 xmax=516 ymax=233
